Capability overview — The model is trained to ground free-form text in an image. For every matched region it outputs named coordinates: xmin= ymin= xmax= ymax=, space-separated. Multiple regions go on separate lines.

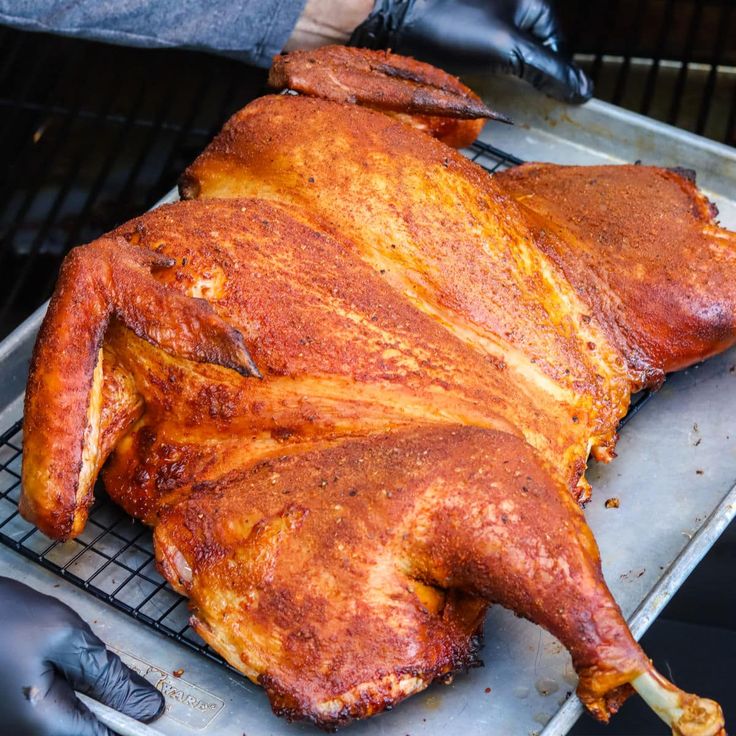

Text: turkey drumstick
xmin=155 ymin=425 xmax=722 ymax=733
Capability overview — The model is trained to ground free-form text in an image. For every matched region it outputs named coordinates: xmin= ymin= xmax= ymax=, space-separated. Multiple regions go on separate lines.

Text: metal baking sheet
xmin=0 ymin=80 xmax=735 ymax=736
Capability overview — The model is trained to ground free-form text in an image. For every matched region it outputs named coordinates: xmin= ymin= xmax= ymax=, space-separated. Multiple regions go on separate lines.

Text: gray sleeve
xmin=0 ymin=0 xmax=308 ymax=67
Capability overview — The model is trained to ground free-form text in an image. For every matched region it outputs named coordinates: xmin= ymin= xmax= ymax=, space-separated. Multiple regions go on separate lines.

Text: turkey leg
xmin=406 ymin=427 xmax=725 ymax=735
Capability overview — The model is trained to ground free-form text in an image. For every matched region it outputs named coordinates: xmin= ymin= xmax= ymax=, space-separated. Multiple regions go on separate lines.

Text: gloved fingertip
xmin=71 ymin=639 xmax=166 ymax=722
xmin=539 ymin=63 xmax=593 ymax=104
xmin=566 ymin=67 xmax=594 ymax=104
xmin=512 ymin=36 xmax=594 ymax=105
xmin=138 ymin=687 xmax=166 ymax=723
xmin=114 ymin=676 xmax=165 ymax=722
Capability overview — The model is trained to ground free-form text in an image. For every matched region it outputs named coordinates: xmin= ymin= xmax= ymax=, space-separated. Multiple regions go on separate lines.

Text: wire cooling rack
xmin=463 ymin=139 xmax=524 ymax=171
xmin=0 ymin=418 xmax=228 ymax=665
xmin=0 ymin=140 xmax=650 ymax=669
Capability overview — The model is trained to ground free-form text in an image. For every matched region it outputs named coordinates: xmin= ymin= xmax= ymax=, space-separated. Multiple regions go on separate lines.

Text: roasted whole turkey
xmin=20 ymin=47 xmax=735 ymax=734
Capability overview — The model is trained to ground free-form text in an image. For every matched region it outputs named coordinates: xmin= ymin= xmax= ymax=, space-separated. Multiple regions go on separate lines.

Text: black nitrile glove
xmin=0 ymin=577 xmax=165 ymax=736
xmin=350 ymin=0 xmax=593 ymax=103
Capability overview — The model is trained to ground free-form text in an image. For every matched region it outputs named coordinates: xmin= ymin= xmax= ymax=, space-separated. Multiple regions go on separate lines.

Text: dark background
xmin=0 ymin=1 xmax=734 ymax=733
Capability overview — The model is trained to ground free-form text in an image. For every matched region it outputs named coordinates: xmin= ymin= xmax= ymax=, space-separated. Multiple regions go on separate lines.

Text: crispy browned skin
xmin=21 ymin=50 xmax=732 ymax=733
xmin=21 ymin=194 xmax=730 ymax=730
xmin=21 ymin=237 xmax=258 ymax=539
xmin=182 ymin=96 xmax=633 ymax=497
xmin=269 ymin=46 xmax=511 ymax=147
xmin=156 ymin=425 xmax=646 ymax=725
xmin=99 ymin=198 xmax=521 ymax=522
xmin=497 ymin=163 xmax=736 ymax=378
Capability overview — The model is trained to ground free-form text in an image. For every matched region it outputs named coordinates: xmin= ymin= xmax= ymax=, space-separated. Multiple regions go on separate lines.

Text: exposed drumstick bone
xmin=632 ymin=670 xmax=725 ymax=736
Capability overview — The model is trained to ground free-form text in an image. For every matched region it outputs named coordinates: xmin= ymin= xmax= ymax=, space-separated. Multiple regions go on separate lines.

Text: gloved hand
xmin=350 ymin=0 xmax=592 ymax=103
xmin=0 ymin=577 xmax=165 ymax=736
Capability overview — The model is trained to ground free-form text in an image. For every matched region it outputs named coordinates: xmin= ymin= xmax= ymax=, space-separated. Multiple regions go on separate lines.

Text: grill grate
xmin=563 ymin=0 xmax=736 ymax=145
xmin=462 ymin=140 xmax=525 ymax=170
xmin=0 ymin=29 xmax=267 ymax=340
xmin=0 ymin=140 xmax=652 ymax=668
xmin=0 ymin=418 xmax=229 ymax=667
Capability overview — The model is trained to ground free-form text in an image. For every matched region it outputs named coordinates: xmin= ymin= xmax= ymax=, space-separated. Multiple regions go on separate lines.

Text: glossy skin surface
xmin=21 ymin=238 xmax=258 ymax=539
xmin=497 ymin=163 xmax=736 ymax=379
xmin=156 ymin=425 xmax=645 ymax=725
xmin=21 ymin=50 xmax=733 ymax=733
xmin=182 ymin=96 xmax=635 ymax=498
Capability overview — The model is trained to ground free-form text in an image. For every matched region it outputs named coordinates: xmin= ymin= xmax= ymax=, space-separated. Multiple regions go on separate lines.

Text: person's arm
xmin=0 ymin=0 xmax=312 ymax=67
xmin=0 ymin=577 xmax=164 ymax=736
xmin=285 ymin=0 xmax=373 ymax=50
